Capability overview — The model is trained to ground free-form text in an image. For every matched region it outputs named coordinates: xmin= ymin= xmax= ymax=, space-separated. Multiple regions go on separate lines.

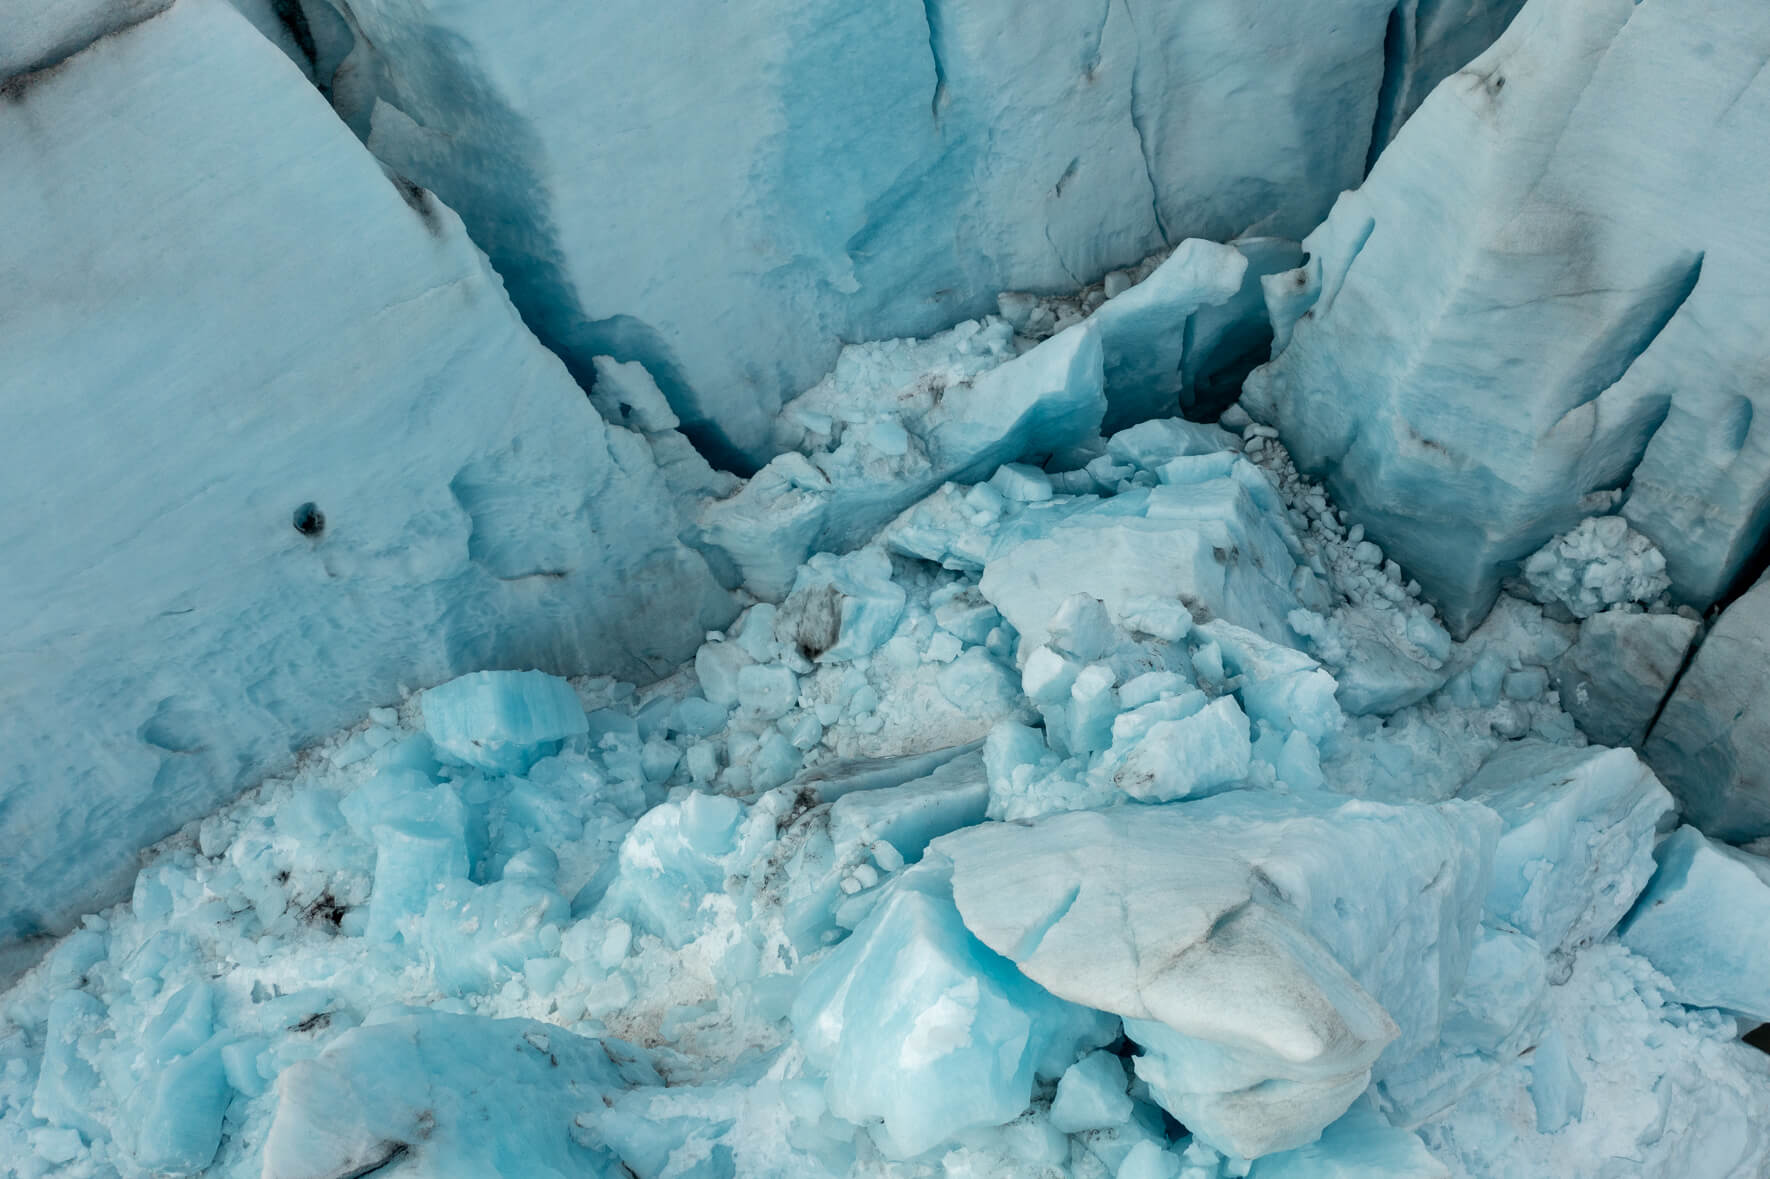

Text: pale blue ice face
xmin=8 ymin=0 xmax=1770 ymax=1174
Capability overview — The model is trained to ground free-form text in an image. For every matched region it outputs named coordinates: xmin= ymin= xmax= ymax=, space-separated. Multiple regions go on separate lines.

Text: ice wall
xmin=295 ymin=0 xmax=1525 ymax=466
xmin=1244 ymin=0 xmax=1770 ymax=634
xmin=0 ymin=0 xmax=731 ymax=954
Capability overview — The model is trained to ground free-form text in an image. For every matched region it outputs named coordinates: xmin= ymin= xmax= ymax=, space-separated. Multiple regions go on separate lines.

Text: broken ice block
xmin=1620 ymin=826 xmax=1770 ymax=1022
xmin=421 ymin=670 xmax=589 ymax=774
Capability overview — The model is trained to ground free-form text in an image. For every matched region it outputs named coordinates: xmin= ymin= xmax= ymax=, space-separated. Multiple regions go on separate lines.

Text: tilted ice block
xmin=980 ymin=476 xmax=1303 ymax=658
xmin=1552 ymin=609 xmax=1697 ymax=749
xmin=1620 ymin=826 xmax=1770 ymax=1022
xmin=827 ymin=752 xmax=989 ymax=867
xmin=0 ymin=0 xmax=728 ymax=957
xmin=1049 ymin=1050 xmax=1135 ymax=1135
xmin=1458 ymin=742 xmax=1672 ymax=954
xmin=293 ymin=0 xmax=1512 ymax=463
xmin=1244 ymin=0 xmax=1770 ymax=632
xmin=1104 ymin=695 xmax=1253 ymax=803
xmin=1245 ymin=1100 xmax=1449 ymax=1178
xmin=1373 ymin=925 xmax=1548 ymax=1126
xmin=262 ymin=1012 xmax=635 ymax=1179
xmin=1644 ymin=575 xmax=1770 ymax=840
xmin=701 ymin=323 xmax=1105 ymax=599
xmin=937 ymin=792 xmax=1496 ymax=1157
xmin=791 ymin=861 xmax=1114 ymax=1158
xmin=1092 ymin=239 xmax=1248 ymax=433
xmin=421 ymin=671 xmax=589 ymax=774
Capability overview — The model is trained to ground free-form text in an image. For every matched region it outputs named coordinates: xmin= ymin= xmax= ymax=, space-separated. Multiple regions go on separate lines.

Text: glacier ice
xmin=278 ymin=0 xmax=1521 ymax=464
xmin=8 ymin=0 xmax=1770 ymax=1173
xmin=0 ymin=0 xmax=728 ymax=954
xmin=1244 ymin=0 xmax=1770 ymax=634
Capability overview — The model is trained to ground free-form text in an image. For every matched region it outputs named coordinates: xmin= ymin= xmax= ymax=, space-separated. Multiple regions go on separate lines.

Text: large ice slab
xmin=1644 ymin=574 xmax=1770 ymax=840
xmin=935 ymin=793 xmax=1496 ymax=1157
xmin=293 ymin=0 xmax=1522 ymax=464
xmin=1244 ymin=0 xmax=1770 ymax=633
xmin=0 ymin=0 xmax=729 ymax=953
xmin=1619 ymin=826 xmax=1770 ymax=1023
xmin=791 ymin=861 xmax=1113 ymax=1158
xmin=1457 ymin=742 xmax=1671 ymax=956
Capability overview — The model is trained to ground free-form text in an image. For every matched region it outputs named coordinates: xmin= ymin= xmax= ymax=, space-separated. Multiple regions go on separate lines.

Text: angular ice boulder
xmin=700 ymin=322 xmax=1105 ymax=598
xmin=421 ymin=671 xmax=589 ymax=774
xmin=1244 ymin=0 xmax=1770 ymax=632
xmin=979 ymin=472 xmax=1304 ymax=656
xmin=1644 ymin=574 xmax=1770 ymax=839
xmin=936 ymin=793 xmax=1496 ymax=1157
xmin=1458 ymin=742 xmax=1672 ymax=955
xmin=1048 ymin=1050 xmax=1135 ymax=1135
xmin=0 ymin=0 xmax=727 ymax=955
xmin=1552 ymin=609 xmax=1697 ymax=749
xmin=1620 ymin=827 xmax=1770 ymax=1022
xmin=296 ymin=0 xmax=1514 ymax=462
xmin=262 ymin=1012 xmax=632 ymax=1179
xmin=791 ymin=861 xmax=1114 ymax=1158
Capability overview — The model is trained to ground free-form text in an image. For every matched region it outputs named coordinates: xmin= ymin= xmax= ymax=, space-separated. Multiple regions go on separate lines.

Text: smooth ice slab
xmin=936 ymin=792 xmax=1496 ymax=1157
xmin=0 ymin=0 xmax=728 ymax=957
xmin=1244 ymin=0 xmax=1770 ymax=631
xmin=1620 ymin=826 xmax=1770 ymax=1023
xmin=1552 ymin=609 xmax=1697 ymax=749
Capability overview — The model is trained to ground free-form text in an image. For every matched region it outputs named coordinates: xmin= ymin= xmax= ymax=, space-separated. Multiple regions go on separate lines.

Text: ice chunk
xmin=1458 ymin=742 xmax=1672 ymax=954
xmin=1049 ymin=1050 xmax=1135 ymax=1134
xmin=1091 ymin=239 xmax=1249 ymax=432
xmin=827 ymin=753 xmax=989 ymax=867
xmin=1246 ymin=1100 xmax=1448 ymax=1178
xmin=937 ymin=792 xmax=1496 ymax=1157
xmin=791 ymin=861 xmax=1113 ymax=1158
xmin=1620 ymin=826 xmax=1770 ymax=1022
xmin=1644 ymin=574 xmax=1770 ymax=839
xmin=1516 ymin=516 xmax=1672 ymax=619
xmin=775 ymin=548 xmax=908 ymax=663
xmin=1104 ymin=695 xmax=1252 ymax=802
xmin=980 ymin=475 xmax=1304 ymax=656
xmin=1244 ymin=0 xmax=1770 ymax=630
xmin=421 ymin=671 xmax=589 ymax=774
xmin=0 ymin=0 xmax=728 ymax=952
xmin=261 ymin=1012 xmax=631 ymax=1179
xmin=701 ymin=323 xmax=1106 ymax=598
xmin=1552 ymin=608 xmax=1697 ymax=749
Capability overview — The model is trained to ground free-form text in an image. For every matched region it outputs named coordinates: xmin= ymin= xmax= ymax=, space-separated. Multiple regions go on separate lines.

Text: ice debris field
xmin=7 ymin=0 xmax=1770 ymax=1176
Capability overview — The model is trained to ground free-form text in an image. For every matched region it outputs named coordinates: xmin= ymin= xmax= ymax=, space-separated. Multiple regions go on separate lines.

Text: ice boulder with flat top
xmin=421 ymin=670 xmax=589 ymax=774
xmin=935 ymin=792 xmax=1496 ymax=1157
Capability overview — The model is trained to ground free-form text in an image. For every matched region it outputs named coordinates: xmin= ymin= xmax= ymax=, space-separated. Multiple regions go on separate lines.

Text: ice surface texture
xmin=0 ymin=0 xmax=730 ymax=950
xmin=1245 ymin=0 xmax=1770 ymax=634
xmin=298 ymin=0 xmax=1523 ymax=464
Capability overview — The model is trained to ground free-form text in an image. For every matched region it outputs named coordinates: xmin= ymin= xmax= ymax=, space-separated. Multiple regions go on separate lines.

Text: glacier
xmin=7 ymin=0 xmax=1770 ymax=1174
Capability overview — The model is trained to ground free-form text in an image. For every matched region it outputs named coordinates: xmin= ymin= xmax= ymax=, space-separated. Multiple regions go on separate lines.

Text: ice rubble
xmin=1243 ymin=0 xmax=1770 ymax=634
xmin=0 ymin=0 xmax=729 ymax=955
xmin=7 ymin=304 xmax=1770 ymax=1178
xmin=261 ymin=0 xmax=1526 ymax=464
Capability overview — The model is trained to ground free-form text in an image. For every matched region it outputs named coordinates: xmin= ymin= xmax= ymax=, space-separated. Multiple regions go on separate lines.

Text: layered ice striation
xmin=0 ymin=0 xmax=729 ymax=955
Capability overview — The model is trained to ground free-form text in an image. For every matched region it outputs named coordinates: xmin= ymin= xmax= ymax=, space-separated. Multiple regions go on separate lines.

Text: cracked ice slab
xmin=935 ymin=792 xmax=1497 ymax=1157
xmin=1244 ymin=0 xmax=1770 ymax=633
xmin=0 ymin=0 xmax=729 ymax=954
